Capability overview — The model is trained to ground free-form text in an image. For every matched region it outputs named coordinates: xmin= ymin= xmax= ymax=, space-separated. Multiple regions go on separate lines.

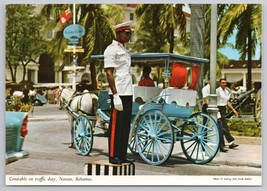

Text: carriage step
xmin=84 ymin=160 xmax=135 ymax=176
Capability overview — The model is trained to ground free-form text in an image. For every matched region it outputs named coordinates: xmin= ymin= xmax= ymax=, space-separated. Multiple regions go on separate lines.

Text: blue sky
xmin=183 ymin=5 xmax=261 ymax=61
xmin=218 ymin=30 xmax=261 ymax=60
xmin=218 ymin=33 xmax=241 ymax=60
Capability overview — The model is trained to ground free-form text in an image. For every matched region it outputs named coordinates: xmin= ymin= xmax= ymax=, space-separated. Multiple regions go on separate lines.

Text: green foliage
xmin=133 ymin=4 xmax=187 ymax=54
xmin=228 ymin=118 xmax=261 ymax=137
xmin=218 ymin=4 xmax=262 ymax=60
xmin=6 ymin=4 xmax=48 ymax=82
xmin=6 ymin=98 xmax=34 ymax=112
xmin=41 ymin=4 xmax=123 ymax=66
xmin=217 ymin=4 xmax=262 ymax=90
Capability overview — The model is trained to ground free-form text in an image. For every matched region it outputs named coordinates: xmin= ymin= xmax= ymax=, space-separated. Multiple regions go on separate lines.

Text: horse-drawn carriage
xmin=60 ymin=53 xmax=220 ymax=166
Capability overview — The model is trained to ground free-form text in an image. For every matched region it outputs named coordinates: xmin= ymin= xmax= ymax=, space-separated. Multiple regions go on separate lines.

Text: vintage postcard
xmin=4 ymin=1 xmax=263 ymax=187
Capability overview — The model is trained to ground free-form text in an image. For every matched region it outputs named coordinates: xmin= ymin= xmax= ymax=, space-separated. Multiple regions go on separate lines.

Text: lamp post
xmin=207 ymin=5 xmax=219 ymax=125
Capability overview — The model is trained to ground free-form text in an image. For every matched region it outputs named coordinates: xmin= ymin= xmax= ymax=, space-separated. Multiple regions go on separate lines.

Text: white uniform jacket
xmin=104 ymin=40 xmax=132 ymax=96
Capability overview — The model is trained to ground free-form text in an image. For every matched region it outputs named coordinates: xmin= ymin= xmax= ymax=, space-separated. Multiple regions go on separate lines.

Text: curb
xmin=234 ymin=136 xmax=261 ymax=145
xmin=28 ymin=116 xmax=68 ymax=122
xmin=211 ymin=160 xmax=261 ymax=168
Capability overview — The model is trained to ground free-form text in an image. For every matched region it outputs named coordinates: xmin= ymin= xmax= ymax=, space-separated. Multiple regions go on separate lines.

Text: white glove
xmin=113 ymin=93 xmax=123 ymax=111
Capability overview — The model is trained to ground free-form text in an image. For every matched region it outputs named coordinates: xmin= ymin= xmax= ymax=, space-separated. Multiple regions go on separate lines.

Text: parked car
xmin=6 ymin=111 xmax=29 ymax=164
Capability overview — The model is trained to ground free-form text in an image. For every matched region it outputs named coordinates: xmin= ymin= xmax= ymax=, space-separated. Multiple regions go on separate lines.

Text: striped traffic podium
xmin=84 ymin=160 xmax=135 ymax=176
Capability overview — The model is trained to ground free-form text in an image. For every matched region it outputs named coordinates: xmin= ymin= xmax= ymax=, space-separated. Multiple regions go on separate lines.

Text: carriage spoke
xmin=156 ymin=121 xmax=168 ymax=134
xmin=156 ymin=138 xmax=171 ymax=152
xmin=144 ymin=140 xmax=153 ymax=157
xmin=188 ymin=141 xmax=198 ymax=159
xmin=157 ymin=136 xmax=172 ymax=144
xmin=157 ymin=129 xmax=172 ymax=137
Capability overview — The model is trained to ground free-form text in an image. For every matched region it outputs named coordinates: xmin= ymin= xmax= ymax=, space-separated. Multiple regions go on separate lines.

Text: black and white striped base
xmin=84 ymin=160 xmax=135 ymax=176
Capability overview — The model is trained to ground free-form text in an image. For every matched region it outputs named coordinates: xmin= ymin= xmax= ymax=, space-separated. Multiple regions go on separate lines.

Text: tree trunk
xmin=190 ymin=4 xmax=205 ymax=58
xmin=90 ymin=61 xmax=97 ymax=90
xmin=7 ymin=61 xmax=15 ymax=82
xmin=169 ymin=25 xmax=174 ymax=53
xmin=9 ymin=62 xmax=18 ymax=83
xmin=190 ymin=4 xmax=205 ymax=96
xmin=22 ymin=62 xmax=27 ymax=82
xmin=247 ymin=7 xmax=252 ymax=91
xmin=247 ymin=28 xmax=252 ymax=91
xmin=14 ymin=66 xmax=17 ymax=83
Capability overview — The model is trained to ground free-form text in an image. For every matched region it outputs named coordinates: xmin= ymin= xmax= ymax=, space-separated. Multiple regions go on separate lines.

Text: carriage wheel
xmin=136 ymin=110 xmax=174 ymax=165
xmin=128 ymin=124 xmax=139 ymax=155
xmin=254 ymin=88 xmax=262 ymax=123
xmin=180 ymin=112 xmax=219 ymax=164
xmin=73 ymin=115 xmax=93 ymax=156
xmin=128 ymin=132 xmax=138 ymax=155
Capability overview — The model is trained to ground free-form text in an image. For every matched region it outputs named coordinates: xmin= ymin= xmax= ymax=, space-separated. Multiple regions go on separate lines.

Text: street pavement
xmin=29 ymin=103 xmax=262 ymax=168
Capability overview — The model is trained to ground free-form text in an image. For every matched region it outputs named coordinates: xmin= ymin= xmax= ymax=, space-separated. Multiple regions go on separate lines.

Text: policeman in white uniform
xmin=104 ymin=21 xmax=134 ymax=164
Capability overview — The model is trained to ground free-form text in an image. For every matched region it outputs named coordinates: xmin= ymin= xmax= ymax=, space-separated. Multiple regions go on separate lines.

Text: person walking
xmin=104 ymin=21 xmax=134 ymax=164
xmin=201 ymin=79 xmax=227 ymax=152
xmin=216 ymin=78 xmax=239 ymax=150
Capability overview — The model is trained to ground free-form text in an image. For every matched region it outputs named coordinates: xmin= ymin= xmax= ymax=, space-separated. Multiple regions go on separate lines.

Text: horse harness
xmin=67 ymin=91 xmax=95 ymax=116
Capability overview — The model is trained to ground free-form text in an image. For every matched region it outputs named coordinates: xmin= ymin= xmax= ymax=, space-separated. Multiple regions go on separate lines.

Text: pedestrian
xmin=104 ymin=21 xmax=134 ymax=164
xmin=216 ymin=78 xmax=239 ymax=150
xmin=138 ymin=65 xmax=155 ymax=87
xmin=201 ymin=79 xmax=210 ymax=113
xmin=201 ymin=79 xmax=226 ymax=152
xmin=22 ymin=85 xmax=29 ymax=103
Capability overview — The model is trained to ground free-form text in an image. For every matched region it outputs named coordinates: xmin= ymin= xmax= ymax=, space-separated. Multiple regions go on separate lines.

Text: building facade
xmin=221 ymin=60 xmax=261 ymax=90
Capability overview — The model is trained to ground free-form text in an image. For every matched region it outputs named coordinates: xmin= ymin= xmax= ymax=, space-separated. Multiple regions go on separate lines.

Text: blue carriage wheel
xmin=180 ymin=112 xmax=220 ymax=164
xmin=128 ymin=124 xmax=139 ymax=155
xmin=136 ymin=110 xmax=174 ymax=166
xmin=73 ymin=115 xmax=93 ymax=156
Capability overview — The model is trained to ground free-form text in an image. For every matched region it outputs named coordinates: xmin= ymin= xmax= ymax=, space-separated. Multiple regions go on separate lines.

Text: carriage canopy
xmin=90 ymin=53 xmax=209 ymax=90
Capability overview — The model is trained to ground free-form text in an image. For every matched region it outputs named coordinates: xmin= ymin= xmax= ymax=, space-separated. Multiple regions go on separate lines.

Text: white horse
xmin=59 ymin=88 xmax=98 ymax=148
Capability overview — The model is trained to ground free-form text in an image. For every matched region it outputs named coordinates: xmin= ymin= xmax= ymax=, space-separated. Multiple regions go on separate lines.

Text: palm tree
xmin=41 ymin=4 xmax=124 ymax=89
xmin=218 ymin=4 xmax=262 ymax=90
xmin=77 ymin=4 xmax=123 ymax=88
xmin=134 ymin=4 xmax=187 ymax=53
xmin=133 ymin=4 xmax=187 ymax=85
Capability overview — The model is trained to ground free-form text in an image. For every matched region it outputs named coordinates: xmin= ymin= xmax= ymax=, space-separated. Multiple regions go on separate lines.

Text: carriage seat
xmin=157 ymin=88 xmax=197 ymax=118
xmin=132 ymin=86 xmax=162 ymax=115
xmin=133 ymin=86 xmax=162 ymax=103
xmin=159 ymin=88 xmax=197 ymax=106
